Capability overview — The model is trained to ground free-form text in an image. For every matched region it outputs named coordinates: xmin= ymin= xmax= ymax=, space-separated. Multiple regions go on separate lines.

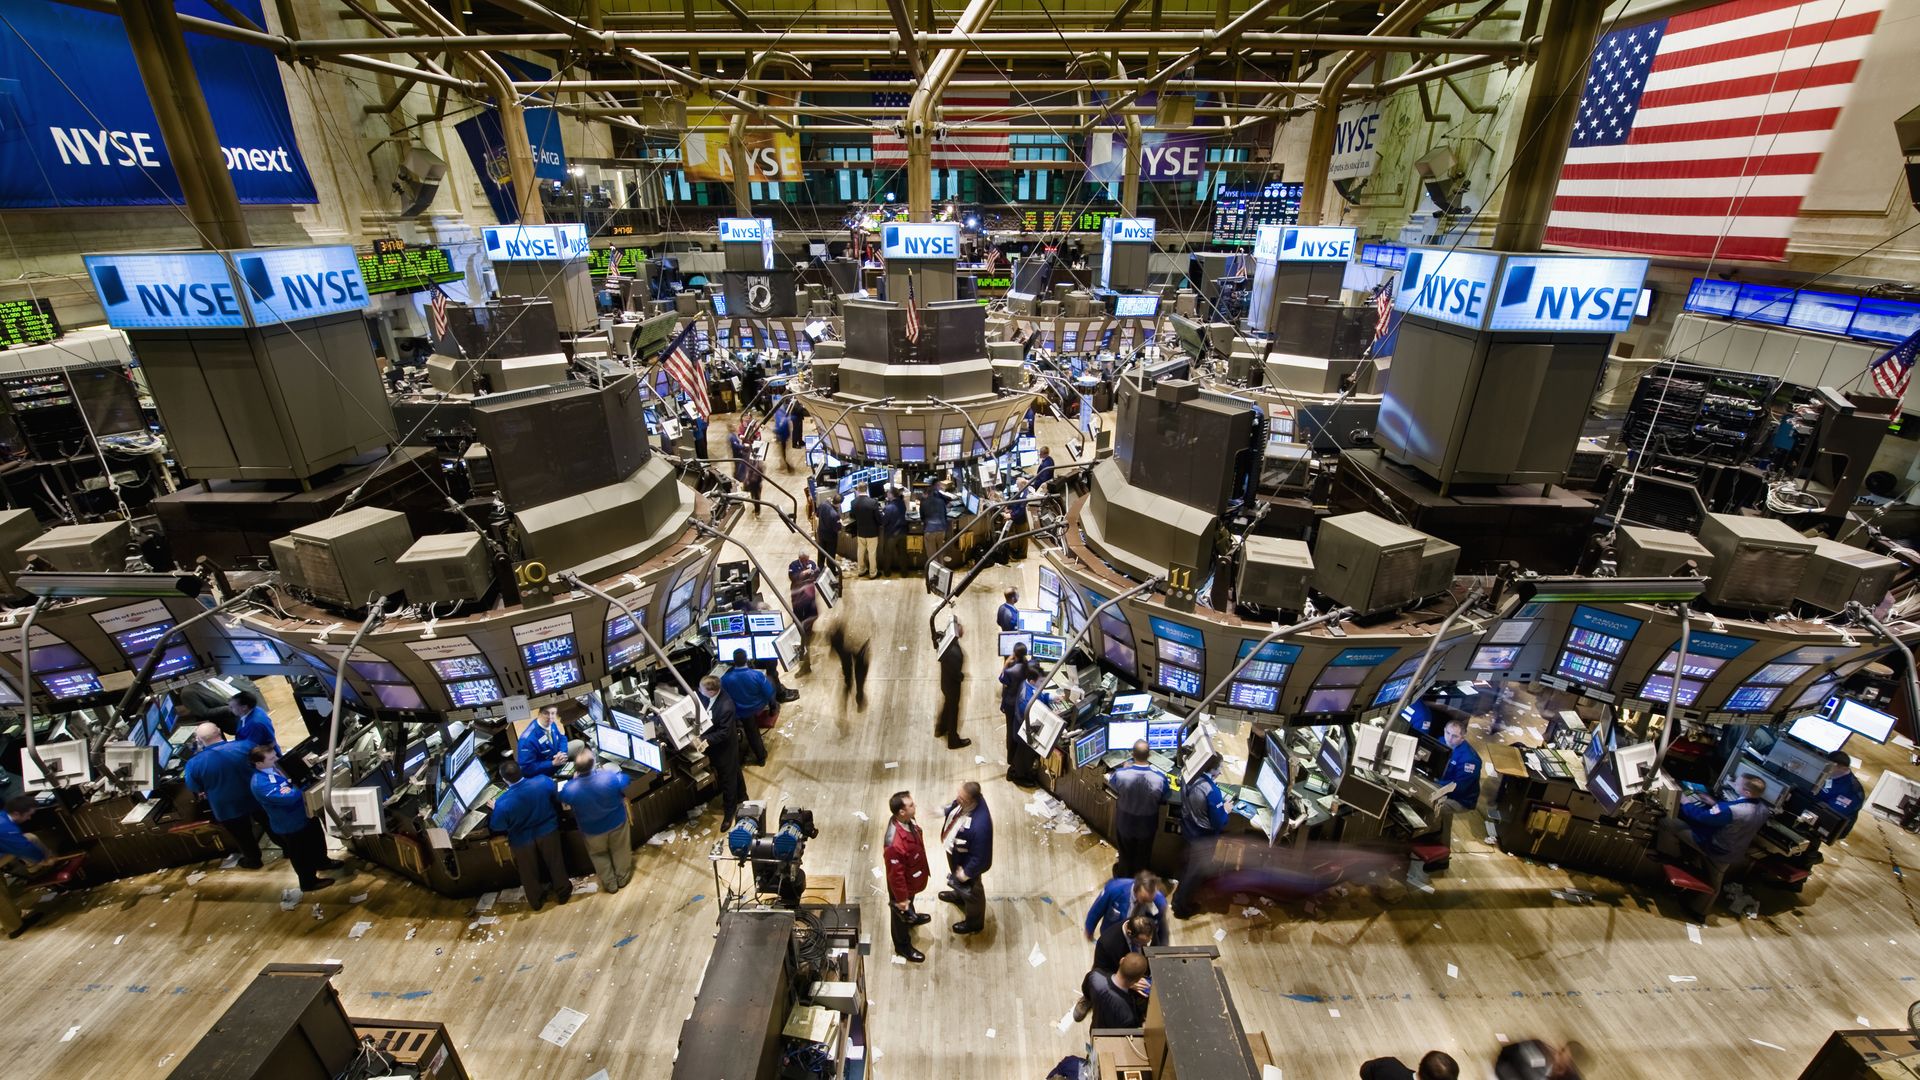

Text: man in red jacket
xmin=883 ymin=789 xmax=932 ymax=962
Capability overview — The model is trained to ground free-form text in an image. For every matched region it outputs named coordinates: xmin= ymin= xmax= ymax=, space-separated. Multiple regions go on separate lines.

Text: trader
xmin=228 ymin=691 xmax=281 ymax=752
xmin=934 ymin=619 xmax=970 ymax=750
xmin=491 ymin=761 xmax=572 ymax=910
xmin=1092 ymin=914 xmax=1159 ymax=976
xmin=699 ymin=676 xmax=748 ymax=825
xmin=815 ymin=492 xmax=843 ymax=569
xmin=721 ymin=649 xmax=775 ymax=766
xmin=0 ymin=796 xmax=52 ymax=938
xmin=1031 ymin=446 xmax=1057 ymax=498
xmin=999 ymin=642 xmax=1040 ymax=786
xmin=1174 ymin=754 xmax=1229 ymax=919
xmin=517 ymin=706 xmax=570 ymax=779
xmin=921 ymin=480 xmax=951 ymax=564
xmin=1659 ymin=774 xmax=1771 ymax=916
xmin=183 ymin=722 xmax=265 ymax=869
xmin=938 ymin=780 xmax=993 ymax=935
xmin=1107 ymin=741 xmax=1169 ymax=878
xmin=1080 ymin=953 xmax=1150 ymax=1030
xmin=562 ymin=748 xmax=635 ymax=893
xmin=880 ymin=486 xmax=908 ymax=576
xmin=851 ymin=486 xmax=883 ymax=578
xmin=1816 ymin=749 xmax=1865 ymax=826
xmin=1360 ymin=1051 xmax=1462 ymax=1080
xmin=1432 ymin=718 xmax=1483 ymax=841
xmin=883 ymin=790 xmax=932 ymax=963
xmin=1084 ymin=872 xmax=1168 ymax=942
xmin=996 ymin=588 xmax=1020 ymax=632
xmin=248 ymin=746 xmax=336 ymax=893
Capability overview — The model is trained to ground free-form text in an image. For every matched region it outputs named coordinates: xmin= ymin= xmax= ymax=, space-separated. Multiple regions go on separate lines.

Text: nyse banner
xmin=84 ymin=246 xmax=371 ymax=331
xmin=0 ymin=0 xmax=316 ymax=207
xmin=1327 ymin=100 xmax=1381 ymax=182
xmin=680 ymin=131 xmax=802 ymax=183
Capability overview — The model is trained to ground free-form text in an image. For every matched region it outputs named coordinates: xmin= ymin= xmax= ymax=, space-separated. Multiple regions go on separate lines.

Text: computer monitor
xmin=1336 ymin=770 xmax=1393 ymax=819
xmin=1073 ymin=725 xmax=1109 ymax=769
xmin=629 ymin=737 xmax=663 ymax=773
xmin=103 ymin=742 xmax=156 ymax=788
xmin=1025 ymin=700 xmax=1066 ymax=756
xmin=1015 ymin=609 xmax=1052 ymax=633
xmin=1146 ymin=717 xmax=1183 ymax=751
xmin=1156 ymin=663 xmax=1203 ymax=698
xmin=1111 ymin=694 xmax=1152 ymax=715
xmin=23 ymin=739 xmax=90 ymax=791
xmin=329 ymin=786 xmax=386 ymax=835
xmin=709 ymin=614 xmax=748 ymax=637
xmin=450 ymin=757 xmax=490 ymax=808
xmin=715 ymin=636 xmax=754 ymax=663
xmin=747 ymin=612 xmax=784 ymax=635
xmin=1352 ymin=724 xmax=1384 ymax=770
xmin=998 ymin=632 xmax=1033 ymax=657
xmin=753 ymin=636 xmax=783 ymax=663
xmin=1831 ymin=698 xmax=1896 ymax=744
xmin=1380 ymin=731 xmax=1417 ymax=781
xmin=1108 ymin=718 xmax=1149 ymax=749
xmin=1254 ymin=758 xmax=1286 ymax=810
xmin=1613 ymin=741 xmax=1658 ymax=794
xmin=1586 ymin=754 xmax=1625 ymax=814
xmin=446 ymin=728 xmax=477 ymax=779
xmin=231 ymin=638 xmax=281 ymax=665
xmin=657 ymin=695 xmax=697 ymax=750
xmin=434 ymin=787 xmax=464 ymax=833
xmin=1316 ymin=732 xmax=1345 ymax=782
xmin=1181 ymin=728 xmax=1217 ymax=786
xmin=596 ymin=724 xmax=634 ymax=761
xmin=1029 ymin=635 xmax=1066 ymax=662
xmin=610 ymin=708 xmax=650 ymax=739
xmin=1787 ymin=713 xmax=1851 ymax=755
xmin=1227 ymin=681 xmax=1279 ymax=712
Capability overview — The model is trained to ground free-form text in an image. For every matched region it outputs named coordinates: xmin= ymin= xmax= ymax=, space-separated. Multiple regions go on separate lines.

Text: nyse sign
xmin=482 ymin=223 xmax=589 ymax=262
xmin=1328 ymin=100 xmax=1381 ymax=181
xmin=880 ymin=222 xmax=960 ymax=261
xmin=718 ymin=217 xmax=773 ymax=243
xmin=1395 ymin=247 xmax=1503 ymax=330
xmin=1102 ymin=217 xmax=1156 ymax=243
xmin=84 ymin=245 xmax=370 ymax=330
xmin=1488 ymin=256 xmax=1648 ymax=334
xmin=1277 ymin=225 xmax=1356 ymax=263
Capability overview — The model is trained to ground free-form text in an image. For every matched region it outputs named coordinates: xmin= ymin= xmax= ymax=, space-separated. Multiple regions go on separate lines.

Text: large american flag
xmin=871 ymin=76 xmax=1011 ymax=168
xmin=661 ymin=323 xmax=711 ymax=421
xmin=1543 ymin=0 xmax=1884 ymax=263
xmin=1869 ymin=328 xmax=1920 ymax=401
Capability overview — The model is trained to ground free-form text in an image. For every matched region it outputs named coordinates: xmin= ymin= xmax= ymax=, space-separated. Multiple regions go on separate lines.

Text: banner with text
xmin=679 ymin=92 xmax=802 ymax=183
xmin=1085 ymin=130 xmax=1211 ymax=183
xmin=454 ymin=106 xmax=567 ymax=224
xmin=0 ymin=0 xmax=316 ymax=208
xmin=1327 ymin=100 xmax=1382 ymax=182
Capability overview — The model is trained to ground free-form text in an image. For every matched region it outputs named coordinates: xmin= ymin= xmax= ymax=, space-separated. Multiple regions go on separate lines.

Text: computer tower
xmin=1237 ymin=536 xmax=1314 ymax=610
xmin=1313 ymin=512 xmax=1427 ymax=616
xmin=398 ymin=532 xmax=494 ymax=605
xmin=1796 ymin=537 xmax=1899 ymax=613
xmin=17 ymin=519 xmax=131 ymax=572
xmin=1615 ymin=525 xmax=1714 ymax=578
xmin=277 ymin=507 xmax=413 ymax=608
xmin=1696 ymin=512 xmax=1813 ymax=611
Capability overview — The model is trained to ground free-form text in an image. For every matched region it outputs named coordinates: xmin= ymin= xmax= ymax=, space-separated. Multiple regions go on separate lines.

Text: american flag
xmin=606 ymin=247 xmax=624 ymax=285
xmin=1370 ymin=278 xmax=1394 ymax=343
xmin=1869 ymin=328 xmax=1920 ymax=401
xmin=1543 ymin=0 xmax=1884 ymax=263
xmin=904 ymin=273 xmax=921 ymax=343
xmin=427 ymin=282 xmax=450 ymax=340
xmin=661 ymin=323 xmax=711 ymax=420
xmin=871 ymin=76 xmax=1011 ymax=168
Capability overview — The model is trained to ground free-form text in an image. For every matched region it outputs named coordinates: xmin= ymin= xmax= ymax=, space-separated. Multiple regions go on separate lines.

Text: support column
xmin=729 ymin=130 xmax=753 ymax=215
xmin=1120 ymin=132 xmax=1142 ymax=215
xmin=1491 ymin=0 xmax=1603 ymax=252
xmin=120 ymin=0 xmax=250 ymax=249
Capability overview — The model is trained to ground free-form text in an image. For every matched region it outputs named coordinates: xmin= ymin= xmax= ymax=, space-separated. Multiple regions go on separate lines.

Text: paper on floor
xmin=349 ymin=921 xmax=373 ymax=940
xmin=539 ymin=1007 xmax=588 ymax=1048
xmin=1446 ymin=963 xmax=1458 ymax=979
xmin=349 ymin=893 xmax=369 ymax=904
xmin=1263 ymin=1067 xmax=1283 ymax=1080
xmin=1213 ymin=928 xmax=1226 ymax=942
xmin=1028 ymin=944 xmax=1046 ymax=968
xmin=1686 ymin=924 xmax=1701 ymax=944
xmin=473 ymin=891 xmax=498 ymax=913
xmin=61 ymin=1026 xmax=79 ymax=1042
xmin=280 ymin=888 xmax=301 ymax=911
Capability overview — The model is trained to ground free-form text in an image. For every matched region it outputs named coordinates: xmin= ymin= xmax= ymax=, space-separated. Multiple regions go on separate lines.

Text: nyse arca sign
xmin=84 ymin=246 xmax=370 ymax=330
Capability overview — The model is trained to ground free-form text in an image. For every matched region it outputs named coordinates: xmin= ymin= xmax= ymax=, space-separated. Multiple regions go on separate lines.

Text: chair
xmin=1411 ymin=842 xmax=1451 ymax=873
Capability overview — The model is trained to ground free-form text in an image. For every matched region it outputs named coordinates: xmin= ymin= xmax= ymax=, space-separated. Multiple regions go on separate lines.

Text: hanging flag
xmin=1542 ymin=0 xmax=1884 ymax=263
xmin=427 ymin=282 xmax=451 ymax=341
xmin=1869 ymin=327 xmax=1920 ymax=401
xmin=904 ymin=273 xmax=921 ymax=344
xmin=871 ymin=75 xmax=1011 ymax=168
xmin=661 ymin=323 xmax=711 ymax=420
xmin=606 ymin=248 xmax=623 ymax=285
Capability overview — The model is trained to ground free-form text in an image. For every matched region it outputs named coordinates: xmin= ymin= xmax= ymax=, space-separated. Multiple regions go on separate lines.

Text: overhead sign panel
xmin=1394 ymin=247 xmax=1502 ymax=331
xmin=1488 ymin=255 xmax=1648 ymax=334
xmin=1102 ymin=217 xmax=1156 ymax=244
xmin=482 ymin=224 xmax=589 ymax=263
xmin=880 ymin=222 xmax=960 ymax=261
xmin=1276 ymin=226 xmax=1357 ymax=264
xmin=1327 ymin=100 xmax=1381 ymax=182
xmin=1253 ymin=225 xmax=1283 ymax=264
xmin=84 ymin=246 xmax=371 ymax=330
xmin=717 ymin=218 xmax=773 ymax=243
xmin=231 ymin=246 xmax=370 ymax=326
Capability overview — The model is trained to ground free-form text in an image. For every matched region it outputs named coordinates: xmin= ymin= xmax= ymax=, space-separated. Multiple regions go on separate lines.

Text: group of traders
xmin=179 ymin=693 xmax=342 ymax=895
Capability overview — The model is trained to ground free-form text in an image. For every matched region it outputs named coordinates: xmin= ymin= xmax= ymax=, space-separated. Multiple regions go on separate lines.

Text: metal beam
xmin=121 ymin=0 xmax=250 ymax=248
xmin=908 ymin=0 xmax=999 ymax=218
xmin=200 ymin=0 xmax=264 ymax=35
xmin=1492 ymin=0 xmax=1604 ymax=251
xmin=885 ymin=0 xmax=924 ymax=77
xmin=289 ymin=30 xmax=1533 ymax=56
xmin=711 ymin=0 xmax=764 ymax=32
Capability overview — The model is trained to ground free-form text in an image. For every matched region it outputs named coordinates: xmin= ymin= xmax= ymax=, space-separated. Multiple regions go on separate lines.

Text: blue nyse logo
xmin=482 ymin=224 xmax=589 ymax=262
xmin=85 ymin=246 xmax=369 ymax=330
xmin=881 ymin=222 xmax=959 ymax=260
xmin=1105 ymin=217 xmax=1156 ymax=243
xmin=1489 ymin=256 xmax=1649 ymax=334
xmin=1277 ymin=226 xmax=1355 ymax=263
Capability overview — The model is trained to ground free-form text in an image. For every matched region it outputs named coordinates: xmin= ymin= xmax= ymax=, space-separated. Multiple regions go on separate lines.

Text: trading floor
xmin=2 ymin=418 xmax=1917 ymax=1079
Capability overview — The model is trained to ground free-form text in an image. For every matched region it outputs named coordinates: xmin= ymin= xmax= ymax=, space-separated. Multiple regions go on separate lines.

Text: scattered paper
xmin=312 ymin=904 xmax=324 ymax=921
xmin=884 ymin=761 xmax=898 ymax=770
xmin=498 ymin=887 xmax=526 ymax=905
xmin=185 ymin=872 xmax=207 ymax=885
xmin=139 ymin=885 xmax=163 ymax=896
xmin=61 ymin=1026 xmax=79 ymax=1042
xmin=584 ymin=1071 xmax=610 ymax=1080
xmin=1057 ymin=1010 xmax=1077 ymax=1034
xmin=1263 ymin=1067 xmax=1283 ymax=1080
xmin=1857 ymin=1015 xmax=1871 ymax=1026
xmin=349 ymin=921 xmax=373 ymax=940
xmin=852 ymin=810 xmax=869 ymax=822
xmin=405 ymin=927 xmax=417 ymax=940
xmin=1446 ymin=963 xmax=1458 ymax=979
xmin=1028 ymin=944 xmax=1046 ymax=968
xmin=984 ymin=1028 xmax=996 ymax=1039
xmin=574 ymin=882 xmax=600 ymax=896
xmin=1668 ymin=975 xmax=1696 ymax=983
xmin=1213 ymin=928 xmax=1227 ymax=942
xmin=1328 ymin=1008 xmax=1340 ymax=1018
xmin=113 ymin=935 xmax=125 ymax=946
xmin=871 ymin=866 xmax=884 ymax=879
xmin=1497 ymin=1034 xmax=1509 ymax=1044
xmin=279 ymin=889 xmax=300 ymax=911
xmin=1751 ymin=1039 xmax=1788 ymax=1052
xmin=539 ymin=1007 xmax=588 ymax=1048
xmin=220 ymin=855 xmax=240 ymax=869
xmin=1686 ymin=924 xmax=1701 ymax=945
xmin=891 ymin=955 xmax=907 ymax=965
xmin=473 ymin=892 xmax=498 ymax=913
xmin=975 ymin=755 xmax=987 ymax=765
xmin=349 ymin=893 xmax=369 ymax=905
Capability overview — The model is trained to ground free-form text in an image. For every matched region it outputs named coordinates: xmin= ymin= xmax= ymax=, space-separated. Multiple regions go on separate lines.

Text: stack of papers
xmin=783 ymin=1003 xmax=840 ymax=1045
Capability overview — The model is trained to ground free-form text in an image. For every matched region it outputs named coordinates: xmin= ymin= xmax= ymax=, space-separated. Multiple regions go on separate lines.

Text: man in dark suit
xmin=938 ymin=780 xmax=992 ymax=934
xmin=698 ymin=675 xmax=747 ymax=825
xmin=851 ymin=487 xmax=883 ymax=578
xmin=935 ymin=620 xmax=970 ymax=750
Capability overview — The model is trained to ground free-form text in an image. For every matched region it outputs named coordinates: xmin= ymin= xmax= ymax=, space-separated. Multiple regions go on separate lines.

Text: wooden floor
xmin=9 ymin=419 xmax=1920 ymax=1078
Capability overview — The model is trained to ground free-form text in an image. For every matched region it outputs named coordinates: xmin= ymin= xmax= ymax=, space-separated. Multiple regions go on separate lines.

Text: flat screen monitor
xmin=1471 ymin=645 xmax=1522 ymax=670
xmin=151 ymin=646 xmax=201 ymax=678
xmin=1071 ymin=724 xmax=1110 ymax=769
xmin=1317 ymin=732 xmax=1345 ymax=782
xmin=1108 ymin=718 xmax=1149 ymax=749
xmin=447 ymin=677 xmax=502 ymax=708
xmin=42 ymin=669 xmax=102 ymax=699
xmin=1255 ymin=758 xmax=1286 ymax=809
xmin=112 ymin=621 xmax=172 ymax=658
xmin=998 ymin=632 xmax=1032 ymax=657
xmin=1302 ymin=687 xmax=1357 ymax=714
xmin=1156 ymin=663 xmax=1202 ymax=698
xmin=610 ymin=708 xmax=650 ymax=738
xmin=231 ymin=638 xmax=281 ymax=665
xmin=446 ymin=729 xmax=476 ymax=778
xmin=1787 ymin=713 xmax=1851 ymax=754
xmin=430 ymin=655 xmax=491 ymax=680
xmin=1158 ymin=640 xmax=1202 ymax=668
xmin=450 ymin=758 xmax=490 ymax=807
xmin=1146 ymin=717 xmax=1183 ymax=750
xmin=629 ymin=737 xmax=663 ymax=773
xmin=529 ymin=659 xmax=582 ymax=695
xmin=1227 ymin=681 xmax=1278 ymax=712
xmin=1024 ymin=635 xmax=1063 ymax=663
xmin=1014 ymin=609 xmax=1052 ymax=633
xmin=373 ymin=682 xmax=427 ymax=711
xmin=1114 ymin=294 xmax=1159 ymax=318
xmin=402 ymin=741 xmax=430 ymax=776
xmin=1613 ymin=741 xmax=1658 ymax=793
xmin=715 ymin=636 xmax=754 ymax=663
xmin=1586 ymin=754 xmax=1625 ymax=814
xmin=23 ymin=738 xmax=90 ymax=790
xmin=434 ymin=787 xmax=464 ymax=833
xmin=1111 ymin=693 xmax=1152 ymax=716
xmin=747 ymin=612 xmax=784 ymax=635
xmin=522 ymin=636 xmax=576 ymax=668
xmin=595 ymin=724 xmax=633 ymax=761
xmin=752 ymin=636 xmax=782 ymax=662
xmin=1832 ymin=698 xmax=1896 ymax=744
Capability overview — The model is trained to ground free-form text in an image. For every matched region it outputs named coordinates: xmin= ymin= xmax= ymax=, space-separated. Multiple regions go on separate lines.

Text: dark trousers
xmin=1004 ymin=707 xmax=1039 ymax=782
xmin=1171 ymin=835 xmax=1214 ymax=917
xmin=1657 ymin=817 xmax=1734 ymax=916
xmin=881 ymin=533 xmax=906 ymax=574
xmin=271 ymin=820 xmax=330 ymax=889
xmin=741 ymin=711 xmax=769 ymax=765
xmin=936 ymin=693 xmax=962 ymax=745
xmin=950 ymin=871 xmax=986 ymax=927
xmin=710 ymin=739 xmax=747 ymax=824
xmin=1113 ymin=817 xmax=1156 ymax=879
xmin=511 ymin=830 xmax=572 ymax=908
xmin=889 ymin=899 xmax=919 ymax=954
xmin=216 ymin=812 xmax=264 ymax=867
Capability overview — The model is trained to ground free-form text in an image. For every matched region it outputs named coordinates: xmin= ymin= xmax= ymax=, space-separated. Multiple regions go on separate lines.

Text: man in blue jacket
xmin=938 ymin=780 xmax=992 ymax=935
xmin=1174 ymin=754 xmax=1230 ymax=918
xmin=0 ymin=795 xmax=51 ymax=937
xmin=996 ymin=588 xmax=1021 ymax=632
xmin=517 ymin=706 xmax=570 ymax=779
xmin=721 ymin=650 xmax=774 ymax=766
xmin=249 ymin=746 xmax=336 ymax=892
xmin=1816 ymin=750 xmax=1865 ymax=827
xmin=1084 ymin=871 xmax=1168 ymax=941
xmin=492 ymin=761 xmax=571 ymax=909
xmin=1660 ymin=774 xmax=1771 ymax=916
xmin=1107 ymin=741 xmax=1169 ymax=878
xmin=880 ymin=486 xmax=908 ymax=576
xmin=227 ymin=691 xmax=280 ymax=752
xmin=184 ymin=722 xmax=265 ymax=868
xmin=921 ymin=480 xmax=951 ymax=564
xmin=561 ymin=748 xmax=634 ymax=893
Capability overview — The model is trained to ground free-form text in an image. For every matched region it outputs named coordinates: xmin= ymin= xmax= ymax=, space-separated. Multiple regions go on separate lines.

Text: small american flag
xmin=904 ymin=273 xmax=921 ymax=344
xmin=1370 ymin=278 xmax=1394 ymax=343
xmin=606 ymin=248 xmax=624 ymax=286
xmin=1544 ymin=0 xmax=1884 ymax=263
xmin=427 ymin=283 xmax=450 ymax=340
xmin=871 ymin=75 xmax=1011 ymax=168
xmin=661 ymin=323 xmax=710 ymax=420
xmin=1869 ymin=327 xmax=1920 ymax=401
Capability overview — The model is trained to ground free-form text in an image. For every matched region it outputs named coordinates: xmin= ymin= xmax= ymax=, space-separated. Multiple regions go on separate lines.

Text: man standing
xmin=1817 ymin=749 xmax=1865 ymax=827
xmin=248 ymin=746 xmax=336 ymax=893
xmin=517 ymin=706 xmax=570 ymax=780
xmin=721 ymin=649 xmax=775 ymax=766
xmin=1174 ymin=754 xmax=1229 ymax=918
xmin=880 ymin=486 xmax=908 ymax=576
xmin=996 ymin=588 xmax=1020 ymax=632
xmin=1107 ymin=741 xmax=1169 ymax=878
xmin=699 ymin=676 xmax=748 ymax=825
xmin=0 ymin=796 xmax=51 ymax=938
xmin=1360 ymin=1051 xmax=1461 ymax=1080
xmin=184 ymin=722 xmax=265 ymax=868
xmin=827 ymin=621 xmax=872 ymax=710
xmin=1080 ymin=954 xmax=1150 ymax=1029
xmin=228 ymin=691 xmax=280 ymax=751
xmin=491 ymin=761 xmax=572 ymax=910
xmin=851 ymin=486 xmax=883 ymax=578
xmin=938 ymin=781 xmax=993 ymax=935
xmin=1084 ymin=871 xmax=1168 ymax=941
xmin=1031 ymin=446 xmax=1057 ymax=500
xmin=815 ymin=492 xmax=843 ymax=569
xmin=789 ymin=556 xmax=819 ymax=678
xmin=935 ymin=620 xmax=970 ymax=750
xmin=561 ymin=748 xmax=635 ymax=894
xmin=1000 ymin=642 xmax=1040 ymax=786
xmin=921 ymin=481 xmax=951 ymax=565
xmin=883 ymin=790 xmax=932 ymax=962
xmin=1092 ymin=914 xmax=1159 ymax=976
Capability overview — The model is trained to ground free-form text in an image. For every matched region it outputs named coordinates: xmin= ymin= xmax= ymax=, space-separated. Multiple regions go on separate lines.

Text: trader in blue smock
xmin=721 ymin=649 xmax=775 ymax=766
xmin=227 ymin=691 xmax=280 ymax=752
xmin=183 ymin=722 xmax=265 ymax=868
xmin=0 ymin=795 xmax=52 ymax=937
xmin=491 ymin=760 xmax=572 ymax=910
xmin=921 ymin=480 xmax=951 ymax=565
xmin=996 ymin=588 xmax=1021 ymax=632
xmin=517 ymin=705 xmax=570 ymax=779
xmin=248 ymin=746 xmax=336 ymax=892
xmin=1174 ymin=754 xmax=1230 ymax=919
xmin=1659 ymin=774 xmax=1771 ymax=915
xmin=1106 ymin=741 xmax=1169 ymax=878
xmin=1438 ymin=719 xmax=1483 ymax=810
xmin=561 ymin=748 xmax=634 ymax=893
xmin=1816 ymin=750 xmax=1865 ymax=826
xmin=1084 ymin=870 xmax=1169 ymax=941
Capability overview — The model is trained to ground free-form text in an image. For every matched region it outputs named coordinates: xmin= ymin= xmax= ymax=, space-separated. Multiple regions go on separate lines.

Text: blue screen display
xmin=521 ymin=636 xmax=575 ymax=667
xmin=1733 ymin=284 xmax=1794 ymax=326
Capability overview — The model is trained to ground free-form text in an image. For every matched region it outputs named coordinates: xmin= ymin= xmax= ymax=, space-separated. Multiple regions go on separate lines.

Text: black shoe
xmin=908 ymin=912 xmax=932 ymax=926
xmin=948 ymin=738 xmax=973 ymax=750
xmin=555 ymin=892 xmax=571 ymax=905
xmin=238 ymin=860 xmax=264 ymax=870
xmin=777 ymin=689 xmax=800 ymax=703
xmin=951 ymin=922 xmax=982 ymax=935
xmin=8 ymin=911 xmax=45 ymax=939
xmin=299 ymin=877 xmax=333 ymax=891
xmin=938 ymin=890 xmax=964 ymax=906
xmin=901 ymin=948 xmax=926 ymax=963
